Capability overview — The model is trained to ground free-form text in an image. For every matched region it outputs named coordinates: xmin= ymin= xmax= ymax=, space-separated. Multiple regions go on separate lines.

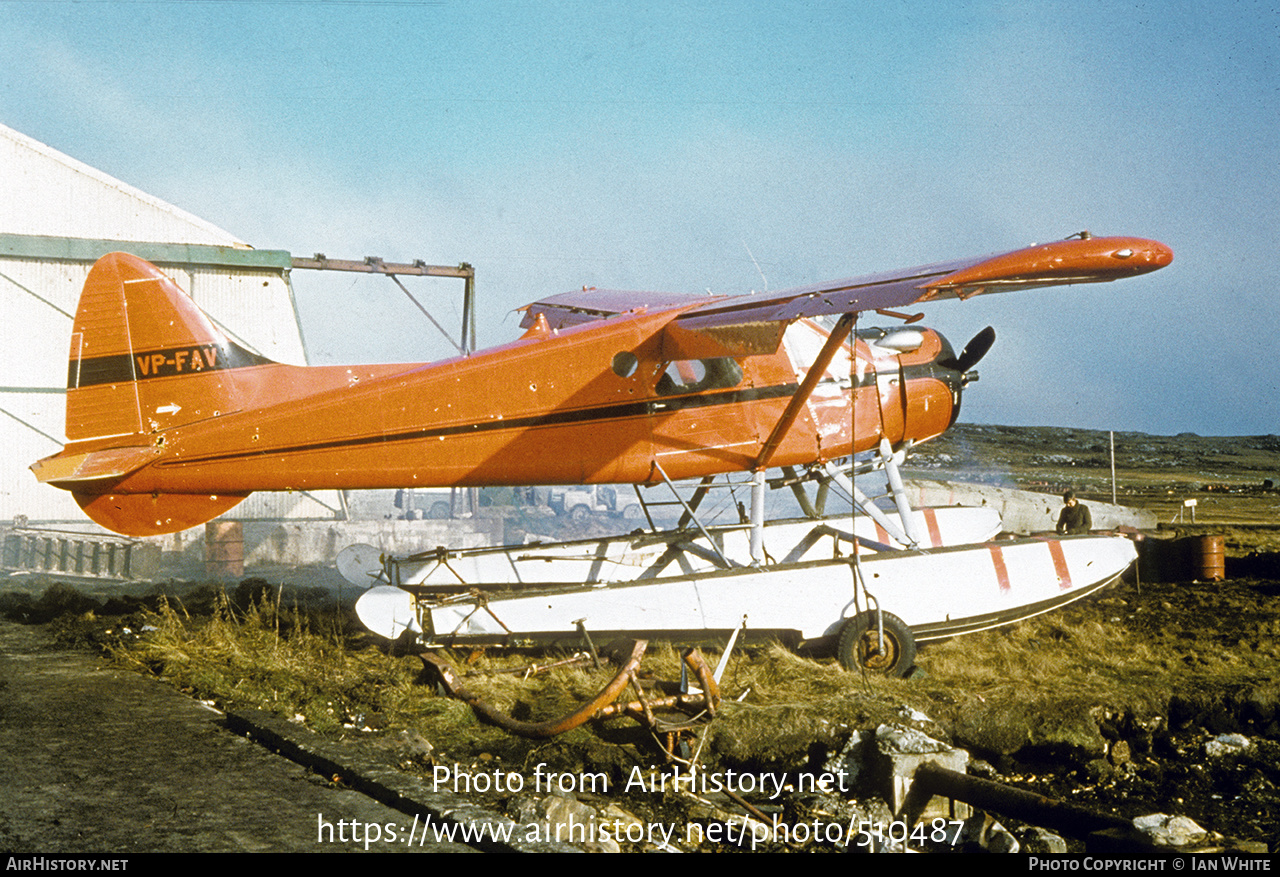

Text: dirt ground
xmin=0 ymin=620 xmax=479 ymax=853
xmin=937 ymin=574 xmax=1280 ymax=850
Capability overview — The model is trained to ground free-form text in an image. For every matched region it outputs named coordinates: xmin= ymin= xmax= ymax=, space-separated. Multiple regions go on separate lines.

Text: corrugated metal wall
xmin=1 ymin=126 xmax=241 ymax=246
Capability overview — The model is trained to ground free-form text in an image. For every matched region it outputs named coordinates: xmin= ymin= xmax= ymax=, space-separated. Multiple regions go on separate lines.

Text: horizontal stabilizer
xmin=31 ymin=445 xmax=160 ymax=487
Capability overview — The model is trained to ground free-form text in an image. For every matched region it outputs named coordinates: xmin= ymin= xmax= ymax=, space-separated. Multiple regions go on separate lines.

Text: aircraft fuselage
xmin=53 ymin=315 xmax=960 ymax=495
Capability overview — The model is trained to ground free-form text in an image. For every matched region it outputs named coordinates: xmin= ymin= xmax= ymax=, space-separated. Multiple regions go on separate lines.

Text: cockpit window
xmin=654 ymin=358 xmax=743 ymax=396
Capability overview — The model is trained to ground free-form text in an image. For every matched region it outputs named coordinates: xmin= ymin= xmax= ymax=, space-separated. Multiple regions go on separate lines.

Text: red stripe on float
xmin=988 ymin=545 xmax=1011 ymax=592
xmin=924 ymin=508 xmax=943 ymax=547
xmin=1048 ymin=539 xmax=1072 ymax=590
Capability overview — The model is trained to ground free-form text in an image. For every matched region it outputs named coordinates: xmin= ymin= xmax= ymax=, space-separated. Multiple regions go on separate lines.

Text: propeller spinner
xmin=940 ymin=326 xmax=996 ymax=385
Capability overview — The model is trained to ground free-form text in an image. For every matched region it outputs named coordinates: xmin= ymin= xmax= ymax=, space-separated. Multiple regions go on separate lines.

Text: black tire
xmin=428 ymin=501 xmax=451 ymax=520
xmin=569 ymin=504 xmax=592 ymax=524
xmin=837 ymin=611 xmax=916 ymax=676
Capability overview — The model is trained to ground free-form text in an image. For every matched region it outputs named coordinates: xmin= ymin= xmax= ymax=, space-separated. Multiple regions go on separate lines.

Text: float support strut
xmin=749 ymin=469 xmax=766 ymax=565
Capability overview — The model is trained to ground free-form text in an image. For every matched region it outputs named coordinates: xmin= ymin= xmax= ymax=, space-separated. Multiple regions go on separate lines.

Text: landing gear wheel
xmin=837 ymin=611 xmax=916 ymax=677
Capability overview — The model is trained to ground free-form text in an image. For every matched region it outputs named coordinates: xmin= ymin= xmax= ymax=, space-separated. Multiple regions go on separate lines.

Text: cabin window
xmin=655 ymin=358 xmax=743 ymax=396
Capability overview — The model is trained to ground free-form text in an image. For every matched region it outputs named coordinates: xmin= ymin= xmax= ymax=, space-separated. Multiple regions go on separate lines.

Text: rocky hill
xmin=905 ymin=423 xmax=1280 ymax=529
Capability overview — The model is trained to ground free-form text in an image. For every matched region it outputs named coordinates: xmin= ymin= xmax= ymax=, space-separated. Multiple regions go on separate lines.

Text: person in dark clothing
xmin=1057 ymin=490 xmax=1092 ymax=535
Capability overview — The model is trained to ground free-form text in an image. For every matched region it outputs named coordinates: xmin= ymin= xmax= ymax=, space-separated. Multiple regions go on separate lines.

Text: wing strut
xmin=753 ymin=312 xmax=856 ymax=472
xmin=748 ymin=312 xmax=856 ymax=564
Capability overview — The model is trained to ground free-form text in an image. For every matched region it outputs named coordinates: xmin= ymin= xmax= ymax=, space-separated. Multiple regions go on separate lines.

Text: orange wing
xmin=523 ymin=235 xmax=1173 ymax=355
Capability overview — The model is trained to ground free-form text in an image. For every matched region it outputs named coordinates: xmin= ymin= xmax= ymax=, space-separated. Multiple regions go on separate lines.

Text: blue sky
xmin=2 ymin=0 xmax=1277 ymax=435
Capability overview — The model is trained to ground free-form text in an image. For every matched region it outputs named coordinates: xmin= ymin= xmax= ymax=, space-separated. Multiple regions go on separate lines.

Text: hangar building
xmin=1 ymin=123 xmax=346 ymax=529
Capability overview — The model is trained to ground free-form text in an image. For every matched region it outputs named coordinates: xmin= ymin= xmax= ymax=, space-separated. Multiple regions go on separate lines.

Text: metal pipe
xmin=291 ymin=255 xmax=473 ymax=278
xmin=389 ymin=274 xmax=466 ymax=356
xmin=910 ymin=763 xmax=1130 ymax=837
xmin=880 ymin=440 xmax=925 ymax=548
xmin=1110 ymin=430 xmax=1117 ymax=506
xmin=462 ymin=266 xmax=476 ymax=353
xmin=418 ymin=640 xmax=648 ymax=738
xmin=782 ymin=466 xmax=819 ymax=518
xmin=654 ymin=461 xmax=732 ymax=568
xmin=824 ymin=462 xmax=914 ymax=548
xmin=675 ymin=476 xmax=715 ymax=531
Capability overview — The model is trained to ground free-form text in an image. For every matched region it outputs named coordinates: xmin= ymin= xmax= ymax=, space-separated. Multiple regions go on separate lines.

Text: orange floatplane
xmin=32 ymin=234 xmax=1172 ymax=672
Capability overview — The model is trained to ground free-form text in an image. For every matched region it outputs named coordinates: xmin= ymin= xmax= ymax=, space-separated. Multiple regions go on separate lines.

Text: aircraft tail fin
xmin=46 ymin=252 xmax=271 ymax=535
xmin=65 ymin=251 xmax=275 ymax=442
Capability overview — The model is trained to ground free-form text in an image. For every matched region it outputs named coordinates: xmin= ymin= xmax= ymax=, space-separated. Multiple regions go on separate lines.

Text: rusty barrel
xmin=1195 ymin=534 xmax=1225 ymax=581
xmin=205 ymin=521 xmax=244 ymax=579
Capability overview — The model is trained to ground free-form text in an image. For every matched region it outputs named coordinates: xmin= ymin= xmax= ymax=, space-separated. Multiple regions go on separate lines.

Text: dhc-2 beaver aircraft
xmin=32 ymin=234 xmax=1172 ymax=672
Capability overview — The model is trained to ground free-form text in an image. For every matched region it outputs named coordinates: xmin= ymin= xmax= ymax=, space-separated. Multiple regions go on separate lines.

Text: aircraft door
xmin=788 ymin=321 xmax=852 ymax=459
xmin=647 ymin=356 xmax=761 ymax=477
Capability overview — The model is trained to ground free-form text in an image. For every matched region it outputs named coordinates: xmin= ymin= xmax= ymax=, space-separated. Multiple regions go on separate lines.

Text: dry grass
xmin=111 ymin=591 xmax=434 ymax=736
xmin=94 ymin=567 xmax=1277 ymax=781
xmin=920 ymin=612 xmax=1161 ymax=695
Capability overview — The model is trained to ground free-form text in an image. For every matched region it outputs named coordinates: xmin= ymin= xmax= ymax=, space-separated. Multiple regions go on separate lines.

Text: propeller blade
xmin=949 ymin=326 xmax=996 ymax=372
